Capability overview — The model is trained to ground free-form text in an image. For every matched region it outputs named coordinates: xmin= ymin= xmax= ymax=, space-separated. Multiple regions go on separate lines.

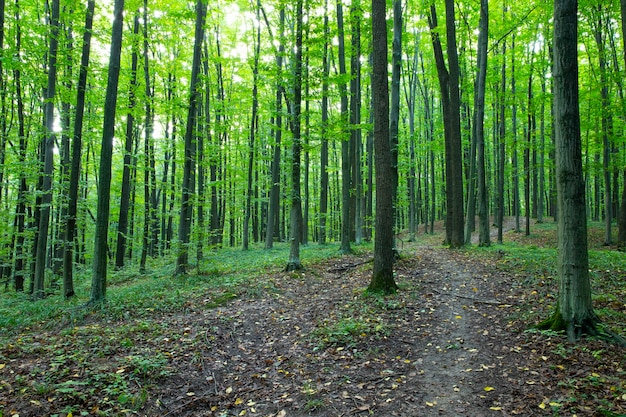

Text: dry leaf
xmin=484 ymin=386 xmax=495 ymax=392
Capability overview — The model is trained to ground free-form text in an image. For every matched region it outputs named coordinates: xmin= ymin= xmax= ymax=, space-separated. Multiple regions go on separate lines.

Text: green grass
xmin=0 ymin=242 xmax=358 ymax=339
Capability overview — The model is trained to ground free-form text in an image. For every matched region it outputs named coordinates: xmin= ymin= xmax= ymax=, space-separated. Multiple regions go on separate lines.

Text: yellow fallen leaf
xmin=239 ymin=410 xmax=246 ymax=416
xmin=490 ymin=407 xmax=502 ymax=411
xmin=234 ymin=398 xmax=244 ymax=405
xmin=484 ymin=386 xmax=495 ymax=392
xmin=539 ymin=403 xmax=546 ymax=409
xmin=67 ymin=413 xmax=73 ymax=417
xmin=549 ymin=402 xmax=561 ymax=407
xmin=425 ymin=401 xmax=437 ymax=407
xmin=0 ymin=364 xmax=5 ymax=370
xmin=455 ymin=315 xmax=462 ymax=319
xmin=622 ymin=394 xmax=626 ymax=400
xmin=226 ymin=387 xmax=233 ymax=394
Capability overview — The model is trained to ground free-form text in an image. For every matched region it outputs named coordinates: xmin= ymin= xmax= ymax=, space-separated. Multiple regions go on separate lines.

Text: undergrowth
xmin=0 ymin=242 xmax=351 ymax=338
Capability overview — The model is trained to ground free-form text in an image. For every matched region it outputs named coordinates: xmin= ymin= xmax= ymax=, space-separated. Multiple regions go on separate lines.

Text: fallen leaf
xmin=0 ymin=364 xmax=5 ymax=370
xmin=489 ymin=407 xmax=502 ymax=411
xmin=226 ymin=387 xmax=233 ymax=394
xmin=539 ymin=403 xmax=546 ymax=409
xmin=276 ymin=410 xmax=287 ymax=417
xmin=484 ymin=386 xmax=495 ymax=392
xmin=234 ymin=398 xmax=243 ymax=405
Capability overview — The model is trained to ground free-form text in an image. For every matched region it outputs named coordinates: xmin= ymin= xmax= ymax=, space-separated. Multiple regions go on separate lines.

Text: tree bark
xmin=368 ymin=0 xmax=397 ymax=294
xmin=90 ymin=0 xmax=124 ymax=303
xmin=539 ymin=0 xmax=602 ymax=342
xmin=475 ymin=0 xmax=490 ymax=247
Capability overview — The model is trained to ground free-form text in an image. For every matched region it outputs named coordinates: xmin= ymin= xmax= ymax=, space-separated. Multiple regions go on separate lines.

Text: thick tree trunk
xmin=538 ymin=0 xmax=609 ymax=343
xmin=368 ymin=0 xmax=397 ymax=294
xmin=90 ymin=0 xmax=124 ymax=303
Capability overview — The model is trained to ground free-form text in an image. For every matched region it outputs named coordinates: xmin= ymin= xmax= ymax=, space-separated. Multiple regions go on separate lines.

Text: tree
xmin=337 ymin=0 xmax=352 ymax=255
xmin=63 ymin=0 xmax=95 ymax=298
xmin=90 ymin=0 xmax=125 ymax=304
xmin=539 ymin=0 xmax=623 ymax=345
xmin=115 ymin=12 xmax=140 ymax=269
xmin=285 ymin=0 xmax=304 ymax=271
xmin=428 ymin=1 xmax=464 ymax=248
xmin=175 ymin=0 xmax=206 ymax=275
xmin=33 ymin=0 xmax=60 ymax=299
xmin=475 ymin=0 xmax=490 ymax=247
xmin=619 ymin=0 xmax=626 ymax=250
xmin=367 ymin=0 xmax=397 ymax=294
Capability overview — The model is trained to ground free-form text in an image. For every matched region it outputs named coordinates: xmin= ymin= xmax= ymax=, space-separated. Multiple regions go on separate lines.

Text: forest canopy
xmin=0 ymin=0 xmax=625 ymax=299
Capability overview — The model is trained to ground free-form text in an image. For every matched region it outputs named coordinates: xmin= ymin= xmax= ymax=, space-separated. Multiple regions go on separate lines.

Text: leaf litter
xmin=1 ymin=238 xmax=625 ymax=416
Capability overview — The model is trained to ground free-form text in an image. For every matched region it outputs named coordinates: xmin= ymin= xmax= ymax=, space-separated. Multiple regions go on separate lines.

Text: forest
xmin=0 ymin=0 xmax=625 ymax=296
xmin=1 ymin=0 xmax=626 ymax=414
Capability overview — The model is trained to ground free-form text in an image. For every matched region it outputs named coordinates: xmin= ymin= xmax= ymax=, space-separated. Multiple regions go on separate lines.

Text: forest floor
xmin=1 ymin=220 xmax=626 ymax=416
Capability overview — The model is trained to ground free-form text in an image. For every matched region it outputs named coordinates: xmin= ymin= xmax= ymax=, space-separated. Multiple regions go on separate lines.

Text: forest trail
xmin=4 ymin=230 xmax=624 ymax=416
xmin=145 ymin=245 xmax=538 ymax=416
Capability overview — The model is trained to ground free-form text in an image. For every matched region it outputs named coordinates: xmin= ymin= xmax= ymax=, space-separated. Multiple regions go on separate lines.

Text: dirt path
xmin=147 ymin=246 xmax=532 ymax=416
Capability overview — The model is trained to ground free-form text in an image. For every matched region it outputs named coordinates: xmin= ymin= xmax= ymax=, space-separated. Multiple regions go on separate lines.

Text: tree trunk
xmin=350 ymin=0 xmax=363 ymax=244
xmin=175 ymin=0 xmax=206 ymax=275
xmin=90 ymin=0 xmax=124 ymax=303
xmin=318 ymin=0 xmax=330 ymax=245
xmin=243 ymin=0 xmax=260 ymax=251
xmin=34 ymin=0 xmax=60 ymax=299
xmin=285 ymin=0 xmax=304 ymax=271
xmin=337 ymin=0 xmax=352 ymax=255
xmin=368 ymin=0 xmax=397 ymax=294
xmin=265 ymin=7 xmax=285 ymax=249
xmin=428 ymin=2 xmax=464 ymax=248
xmin=539 ymin=0 xmax=602 ymax=342
xmin=475 ymin=0 xmax=490 ymax=247
xmin=63 ymin=0 xmax=94 ymax=297
xmin=618 ymin=0 xmax=626 ymax=249
xmin=116 ymin=13 xmax=140 ymax=269
xmin=389 ymin=0 xmax=401 ymax=248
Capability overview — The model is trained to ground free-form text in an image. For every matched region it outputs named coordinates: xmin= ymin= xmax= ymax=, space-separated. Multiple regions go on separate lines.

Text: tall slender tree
xmin=63 ymin=0 xmax=95 ymax=298
xmin=285 ymin=0 xmax=304 ymax=271
xmin=90 ymin=0 xmax=125 ymax=303
xmin=115 ymin=13 xmax=140 ymax=269
xmin=175 ymin=0 xmax=207 ymax=275
xmin=33 ymin=0 xmax=60 ymax=299
xmin=428 ymin=1 xmax=464 ymax=248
